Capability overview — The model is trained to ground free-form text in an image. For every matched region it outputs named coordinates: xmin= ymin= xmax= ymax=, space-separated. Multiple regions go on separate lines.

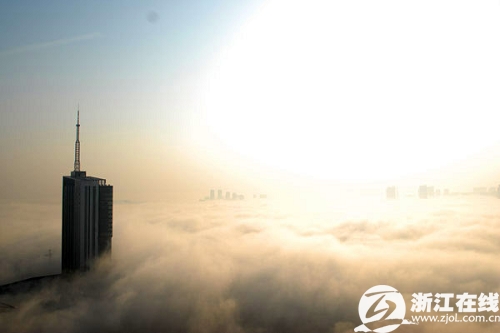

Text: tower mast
xmin=74 ymin=106 xmax=81 ymax=172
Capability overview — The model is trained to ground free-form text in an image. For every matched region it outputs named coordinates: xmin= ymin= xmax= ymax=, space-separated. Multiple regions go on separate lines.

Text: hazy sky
xmin=0 ymin=0 xmax=266 ymax=202
xmin=1 ymin=0 xmax=500 ymax=202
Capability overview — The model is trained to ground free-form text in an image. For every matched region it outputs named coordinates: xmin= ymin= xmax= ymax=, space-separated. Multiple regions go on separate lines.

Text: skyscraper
xmin=62 ymin=109 xmax=113 ymax=272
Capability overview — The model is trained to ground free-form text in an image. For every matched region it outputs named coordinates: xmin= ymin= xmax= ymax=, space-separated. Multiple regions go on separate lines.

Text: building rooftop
xmin=65 ymin=173 xmax=109 ymax=186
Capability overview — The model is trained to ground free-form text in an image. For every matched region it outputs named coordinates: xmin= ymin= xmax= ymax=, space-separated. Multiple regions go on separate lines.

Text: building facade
xmin=62 ymin=110 xmax=113 ymax=272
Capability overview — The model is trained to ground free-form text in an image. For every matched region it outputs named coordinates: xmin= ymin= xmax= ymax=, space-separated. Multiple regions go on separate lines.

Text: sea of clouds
xmin=1 ymin=195 xmax=500 ymax=333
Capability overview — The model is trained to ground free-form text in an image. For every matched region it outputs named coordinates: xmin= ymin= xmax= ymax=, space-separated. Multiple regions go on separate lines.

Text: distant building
xmin=427 ymin=186 xmax=435 ymax=197
xmin=418 ymin=185 xmax=428 ymax=199
xmin=232 ymin=192 xmax=237 ymax=200
xmin=418 ymin=185 xmax=436 ymax=198
xmin=386 ymin=186 xmax=397 ymax=199
xmin=62 ymin=110 xmax=113 ymax=273
xmin=238 ymin=195 xmax=244 ymax=200
xmin=210 ymin=189 xmax=215 ymax=200
xmin=225 ymin=191 xmax=230 ymax=200
xmin=443 ymin=189 xmax=450 ymax=196
xmin=218 ymin=189 xmax=223 ymax=200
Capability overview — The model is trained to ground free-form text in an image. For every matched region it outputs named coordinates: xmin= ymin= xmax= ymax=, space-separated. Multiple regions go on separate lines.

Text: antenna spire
xmin=74 ymin=105 xmax=81 ymax=172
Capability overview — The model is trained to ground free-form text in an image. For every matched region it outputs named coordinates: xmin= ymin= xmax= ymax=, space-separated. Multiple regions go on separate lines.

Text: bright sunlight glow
xmin=204 ymin=0 xmax=500 ymax=182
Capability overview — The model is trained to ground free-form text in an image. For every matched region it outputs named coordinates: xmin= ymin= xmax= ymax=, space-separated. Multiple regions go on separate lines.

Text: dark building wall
xmin=62 ymin=177 xmax=76 ymax=272
xmin=62 ymin=176 xmax=104 ymax=272
xmin=98 ymin=185 xmax=113 ymax=256
xmin=81 ymin=181 xmax=99 ymax=269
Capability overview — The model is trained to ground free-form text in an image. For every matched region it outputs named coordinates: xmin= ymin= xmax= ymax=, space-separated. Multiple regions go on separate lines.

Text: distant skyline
xmin=1 ymin=0 xmax=500 ymax=203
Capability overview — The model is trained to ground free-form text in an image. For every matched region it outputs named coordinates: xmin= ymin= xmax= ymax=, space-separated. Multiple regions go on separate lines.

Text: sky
xmin=1 ymin=0 xmax=500 ymax=202
xmin=0 ymin=0 xmax=267 ymax=202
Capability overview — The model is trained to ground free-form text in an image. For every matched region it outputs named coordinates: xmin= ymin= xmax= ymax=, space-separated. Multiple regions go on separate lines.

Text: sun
xmin=203 ymin=0 xmax=500 ymax=182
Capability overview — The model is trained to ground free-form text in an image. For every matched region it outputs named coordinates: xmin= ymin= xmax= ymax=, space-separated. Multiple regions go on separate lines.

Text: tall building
xmin=62 ymin=109 xmax=113 ymax=273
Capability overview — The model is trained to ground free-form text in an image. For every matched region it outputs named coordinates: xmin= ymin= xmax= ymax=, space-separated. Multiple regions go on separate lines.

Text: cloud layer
xmin=1 ymin=196 xmax=500 ymax=333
